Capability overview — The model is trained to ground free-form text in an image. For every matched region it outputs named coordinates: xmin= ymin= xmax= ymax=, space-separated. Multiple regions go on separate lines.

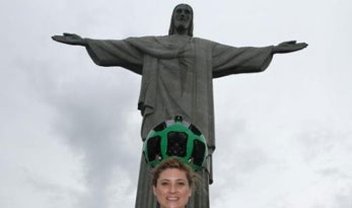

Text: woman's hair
xmin=152 ymin=157 xmax=195 ymax=187
xmin=168 ymin=4 xmax=194 ymax=37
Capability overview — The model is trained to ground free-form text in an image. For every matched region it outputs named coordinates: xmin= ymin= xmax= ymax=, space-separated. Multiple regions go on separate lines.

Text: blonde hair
xmin=152 ymin=157 xmax=195 ymax=187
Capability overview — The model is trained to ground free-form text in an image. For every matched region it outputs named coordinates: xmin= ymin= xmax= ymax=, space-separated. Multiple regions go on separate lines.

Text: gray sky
xmin=1 ymin=0 xmax=352 ymax=207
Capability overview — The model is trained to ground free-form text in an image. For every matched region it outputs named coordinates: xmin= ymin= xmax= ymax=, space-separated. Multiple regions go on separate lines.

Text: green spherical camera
xmin=143 ymin=116 xmax=208 ymax=171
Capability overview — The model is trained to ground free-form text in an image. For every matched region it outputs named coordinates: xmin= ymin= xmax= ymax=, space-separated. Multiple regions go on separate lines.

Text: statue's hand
xmin=273 ymin=40 xmax=308 ymax=54
xmin=51 ymin=33 xmax=86 ymax=46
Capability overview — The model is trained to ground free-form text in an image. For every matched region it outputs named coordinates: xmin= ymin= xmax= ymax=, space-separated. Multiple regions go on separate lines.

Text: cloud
xmin=42 ymin=69 xmax=142 ymax=207
xmin=334 ymin=187 xmax=352 ymax=208
xmin=24 ymin=168 xmax=82 ymax=208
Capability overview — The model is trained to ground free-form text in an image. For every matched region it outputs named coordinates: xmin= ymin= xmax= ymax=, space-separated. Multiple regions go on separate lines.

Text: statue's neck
xmin=170 ymin=34 xmax=192 ymax=42
xmin=174 ymin=25 xmax=189 ymax=36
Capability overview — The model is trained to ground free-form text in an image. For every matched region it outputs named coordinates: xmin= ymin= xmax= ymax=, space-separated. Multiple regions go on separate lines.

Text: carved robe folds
xmin=85 ymin=35 xmax=273 ymax=208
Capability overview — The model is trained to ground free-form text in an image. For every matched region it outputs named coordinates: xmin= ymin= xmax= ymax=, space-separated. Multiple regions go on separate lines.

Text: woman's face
xmin=153 ymin=168 xmax=192 ymax=208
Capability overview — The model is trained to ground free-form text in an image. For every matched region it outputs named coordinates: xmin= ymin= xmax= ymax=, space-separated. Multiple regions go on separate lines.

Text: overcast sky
xmin=1 ymin=0 xmax=352 ymax=207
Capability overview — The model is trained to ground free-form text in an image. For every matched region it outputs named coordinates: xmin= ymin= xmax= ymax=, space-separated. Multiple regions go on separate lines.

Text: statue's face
xmin=172 ymin=4 xmax=192 ymax=32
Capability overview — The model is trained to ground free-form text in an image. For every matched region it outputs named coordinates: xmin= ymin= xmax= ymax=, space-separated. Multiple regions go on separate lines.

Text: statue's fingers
xmin=286 ymin=40 xmax=297 ymax=44
xmin=296 ymin=42 xmax=308 ymax=49
xmin=63 ymin=32 xmax=74 ymax=36
xmin=52 ymin=35 xmax=64 ymax=42
xmin=300 ymin=42 xmax=308 ymax=48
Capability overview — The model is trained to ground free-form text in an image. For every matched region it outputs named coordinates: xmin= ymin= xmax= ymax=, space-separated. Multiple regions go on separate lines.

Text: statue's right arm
xmin=52 ymin=33 xmax=143 ymax=74
xmin=52 ymin=33 xmax=87 ymax=46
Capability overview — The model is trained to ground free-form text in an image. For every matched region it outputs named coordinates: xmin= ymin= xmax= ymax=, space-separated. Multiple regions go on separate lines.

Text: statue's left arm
xmin=212 ymin=42 xmax=274 ymax=78
xmin=212 ymin=40 xmax=307 ymax=78
xmin=272 ymin=40 xmax=308 ymax=54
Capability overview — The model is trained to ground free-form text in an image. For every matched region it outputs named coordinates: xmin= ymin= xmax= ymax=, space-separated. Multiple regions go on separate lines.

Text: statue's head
xmin=168 ymin=4 xmax=193 ymax=37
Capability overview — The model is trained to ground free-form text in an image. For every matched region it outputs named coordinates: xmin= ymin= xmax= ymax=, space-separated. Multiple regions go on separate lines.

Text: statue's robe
xmin=85 ymin=35 xmax=273 ymax=208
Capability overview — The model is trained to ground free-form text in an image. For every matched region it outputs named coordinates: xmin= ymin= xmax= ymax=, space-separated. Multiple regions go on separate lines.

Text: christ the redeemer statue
xmin=52 ymin=4 xmax=307 ymax=208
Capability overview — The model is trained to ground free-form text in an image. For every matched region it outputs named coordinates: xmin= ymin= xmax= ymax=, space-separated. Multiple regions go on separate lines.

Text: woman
xmin=152 ymin=158 xmax=195 ymax=208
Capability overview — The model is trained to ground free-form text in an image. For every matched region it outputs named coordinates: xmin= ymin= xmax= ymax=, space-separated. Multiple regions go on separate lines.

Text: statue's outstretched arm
xmin=272 ymin=40 xmax=308 ymax=54
xmin=52 ymin=33 xmax=87 ymax=46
